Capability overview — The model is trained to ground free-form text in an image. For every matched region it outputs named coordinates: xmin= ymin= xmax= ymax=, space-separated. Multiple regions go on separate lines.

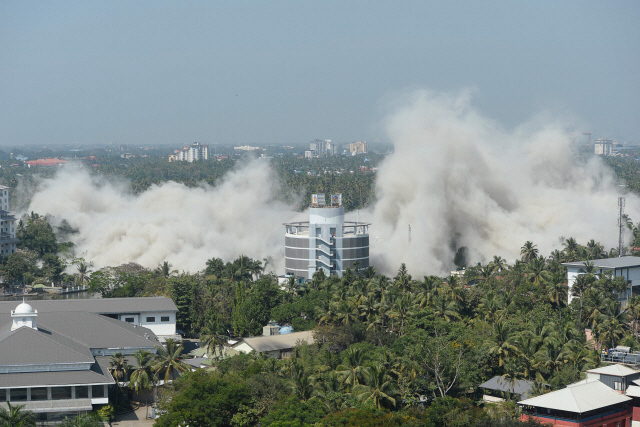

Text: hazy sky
xmin=1 ymin=1 xmax=638 ymax=147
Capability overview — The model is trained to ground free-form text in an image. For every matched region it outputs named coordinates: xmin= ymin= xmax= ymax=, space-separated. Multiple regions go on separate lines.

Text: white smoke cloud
xmin=20 ymin=89 xmax=639 ymax=276
xmin=367 ymin=89 xmax=638 ymax=275
xmin=24 ymin=161 xmax=299 ymax=273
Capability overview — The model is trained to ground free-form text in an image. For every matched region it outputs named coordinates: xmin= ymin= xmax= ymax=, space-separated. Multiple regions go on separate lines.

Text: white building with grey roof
xmin=563 ymin=257 xmax=640 ymax=305
xmin=0 ymin=298 xmax=169 ymax=424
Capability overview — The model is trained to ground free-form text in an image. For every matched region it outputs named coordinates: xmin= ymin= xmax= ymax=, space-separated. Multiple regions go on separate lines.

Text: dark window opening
xmin=146 ymin=317 xmax=155 ymax=323
xmin=161 ymin=316 xmax=170 ymax=322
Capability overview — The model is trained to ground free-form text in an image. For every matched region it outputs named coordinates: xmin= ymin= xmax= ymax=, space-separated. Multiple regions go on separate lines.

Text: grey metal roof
xmin=0 ymin=357 xmax=114 ymax=388
xmin=479 ymin=376 xmax=534 ymax=397
xmin=0 ymin=326 xmax=94 ymax=366
xmin=586 ymin=364 xmax=640 ymax=377
xmin=0 ymin=297 xmax=178 ymax=315
xmin=518 ymin=380 xmax=631 ymax=413
xmin=563 ymin=257 xmax=640 ymax=269
xmin=36 ymin=311 xmax=160 ymax=350
xmin=234 ymin=331 xmax=315 ymax=353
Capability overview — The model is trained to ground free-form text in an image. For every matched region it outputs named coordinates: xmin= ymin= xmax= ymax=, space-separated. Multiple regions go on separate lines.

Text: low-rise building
xmin=563 ymin=257 xmax=640 ymax=305
xmin=232 ymin=330 xmax=314 ymax=358
xmin=0 ymin=300 xmax=160 ymax=423
xmin=0 ymin=296 xmax=179 ymax=341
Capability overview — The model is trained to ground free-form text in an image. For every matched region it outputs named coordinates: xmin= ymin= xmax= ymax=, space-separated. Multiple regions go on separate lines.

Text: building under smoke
xmin=594 ymin=138 xmax=613 ymax=156
xmin=0 ymin=186 xmax=17 ymax=256
xmin=284 ymin=193 xmax=370 ymax=280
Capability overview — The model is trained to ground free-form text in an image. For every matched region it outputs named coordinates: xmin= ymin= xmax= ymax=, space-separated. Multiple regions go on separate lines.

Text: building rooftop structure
xmin=563 ymin=257 xmax=640 ymax=269
xmin=519 ymin=380 xmax=630 ymax=414
xmin=479 ymin=376 xmax=534 ymax=399
xmin=232 ymin=330 xmax=314 ymax=358
xmin=0 ymin=299 xmax=161 ymax=423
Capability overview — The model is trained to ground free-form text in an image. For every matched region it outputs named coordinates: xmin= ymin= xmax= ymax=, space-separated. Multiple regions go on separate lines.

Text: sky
xmin=1 ymin=1 xmax=638 ymax=147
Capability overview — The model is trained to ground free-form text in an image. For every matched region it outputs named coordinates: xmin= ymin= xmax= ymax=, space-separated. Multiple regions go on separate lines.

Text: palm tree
xmin=484 ymin=322 xmax=519 ymax=367
xmin=352 ymin=363 xmax=398 ymax=409
xmin=520 ymin=241 xmax=539 ymax=263
xmin=337 ymin=347 xmax=366 ymax=391
xmin=200 ymin=319 xmax=227 ymax=361
xmin=625 ymin=295 xmax=640 ymax=333
xmin=417 ymin=275 xmax=439 ymax=308
xmin=156 ymin=261 xmax=177 ymax=278
xmin=291 ymin=360 xmax=314 ymax=401
xmin=152 ymin=339 xmax=190 ymax=383
xmin=108 ymin=352 xmax=130 ymax=407
xmin=563 ymin=237 xmax=580 ymax=262
xmin=490 ymin=256 xmax=507 ymax=273
xmin=430 ymin=295 xmax=461 ymax=322
xmin=388 ymin=294 xmax=416 ymax=335
xmin=546 ymin=273 xmax=568 ymax=307
xmin=0 ymin=403 xmax=35 ymax=427
xmin=74 ymin=259 xmax=92 ymax=287
xmin=129 ymin=350 xmax=157 ymax=399
xmin=59 ymin=413 xmax=102 ymax=427
xmin=526 ymin=257 xmax=550 ymax=286
xmin=393 ymin=263 xmax=412 ymax=294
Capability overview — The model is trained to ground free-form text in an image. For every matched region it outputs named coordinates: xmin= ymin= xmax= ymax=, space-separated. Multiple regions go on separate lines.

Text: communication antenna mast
xmin=408 ymin=224 xmax=411 ymax=244
xmin=618 ymin=197 xmax=625 ymax=257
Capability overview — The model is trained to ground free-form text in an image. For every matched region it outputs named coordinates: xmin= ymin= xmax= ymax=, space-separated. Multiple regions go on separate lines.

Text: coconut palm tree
xmin=200 ymin=319 xmax=227 ymax=361
xmin=0 ymin=402 xmax=35 ymax=427
xmin=485 ymin=321 xmax=519 ymax=367
xmin=430 ymin=294 xmax=461 ymax=322
xmin=337 ymin=347 xmax=366 ymax=391
xmin=59 ymin=413 xmax=103 ymax=427
xmin=352 ymin=363 xmax=398 ymax=409
xmin=393 ymin=263 xmax=412 ymax=294
xmin=520 ymin=241 xmax=539 ymax=263
xmin=152 ymin=339 xmax=190 ymax=383
xmin=108 ymin=352 xmax=130 ymax=407
xmin=129 ymin=350 xmax=157 ymax=398
xmin=563 ymin=237 xmax=580 ymax=262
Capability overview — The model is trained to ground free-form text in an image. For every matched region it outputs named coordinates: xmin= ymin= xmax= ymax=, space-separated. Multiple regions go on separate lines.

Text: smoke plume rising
xmin=367 ymin=90 xmax=639 ymax=275
xmin=25 ymin=161 xmax=298 ymax=273
xmin=21 ymin=90 xmax=639 ymax=276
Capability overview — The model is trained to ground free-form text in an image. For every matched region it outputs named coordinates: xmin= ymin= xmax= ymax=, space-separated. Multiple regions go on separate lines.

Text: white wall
xmin=139 ymin=312 xmax=176 ymax=336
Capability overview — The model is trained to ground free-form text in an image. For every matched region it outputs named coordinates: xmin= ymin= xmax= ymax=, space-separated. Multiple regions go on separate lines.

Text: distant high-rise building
xmin=169 ymin=143 xmax=209 ymax=162
xmin=350 ymin=141 xmax=368 ymax=155
xmin=594 ymin=139 xmax=613 ymax=156
xmin=284 ymin=193 xmax=370 ymax=280
xmin=0 ymin=186 xmax=18 ymax=256
xmin=308 ymin=139 xmax=339 ymax=157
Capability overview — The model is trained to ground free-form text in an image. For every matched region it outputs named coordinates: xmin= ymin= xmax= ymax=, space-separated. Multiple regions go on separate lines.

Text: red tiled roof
xmin=25 ymin=159 xmax=68 ymax=166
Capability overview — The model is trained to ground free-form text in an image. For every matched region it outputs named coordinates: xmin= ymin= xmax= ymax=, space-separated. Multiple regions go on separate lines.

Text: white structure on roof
xmin=11 ymin=300 xmax=37 ymax=331
xmin=563 ymin=257 xmax=640 ymax=304
xmin=0 ymin=185 xmax=18 ymax=256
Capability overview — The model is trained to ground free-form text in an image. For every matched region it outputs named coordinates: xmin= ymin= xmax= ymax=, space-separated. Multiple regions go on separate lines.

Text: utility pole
xmin=619 ymin=196 xmax=625 ymax=257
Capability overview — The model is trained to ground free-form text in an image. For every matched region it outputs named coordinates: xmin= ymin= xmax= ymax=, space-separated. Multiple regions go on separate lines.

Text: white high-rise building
xmin=284 ymin=193 xmax=370 ymax=280
xmin=169 ymin=143 xmax=210 ymax=162
xmin=0 ymin=185 xmax=17 ymax=256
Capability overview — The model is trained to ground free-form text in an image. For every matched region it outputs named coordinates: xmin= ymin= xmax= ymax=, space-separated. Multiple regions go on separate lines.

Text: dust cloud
xmin=21 ymin=90 xmax=638 ymax=276
xmin=367 ymin=90 xmax=639 ymax=275
xmin=25 ymin=161 xmax=299 ymax=273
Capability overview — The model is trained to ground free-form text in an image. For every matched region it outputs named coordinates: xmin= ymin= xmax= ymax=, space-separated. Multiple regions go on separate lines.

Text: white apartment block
xmin=169 ymin=143 xmax=209 ymax=162
xmin=0 ymin=186 xmax=17 ymax=256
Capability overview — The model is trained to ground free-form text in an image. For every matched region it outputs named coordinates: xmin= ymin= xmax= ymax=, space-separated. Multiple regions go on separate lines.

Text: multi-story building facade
xmin=0 ymin=186 xmax=18 ymax=256
xmin=349 ymin=141 xmax=368 ymax=155
xmin=594 ymin=138 xmax=613 ymax=156
xmin=284 ymin=193 xmax=370 ymax=280
xmin=168 ymin=143 xmax=209 ymax=162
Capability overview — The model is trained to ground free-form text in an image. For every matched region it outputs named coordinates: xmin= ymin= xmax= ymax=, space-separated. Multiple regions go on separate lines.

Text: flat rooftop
xmin=563 ymin=256 xmax=640 ymax=269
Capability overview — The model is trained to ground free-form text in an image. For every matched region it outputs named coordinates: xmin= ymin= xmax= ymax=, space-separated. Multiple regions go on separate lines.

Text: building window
xmin=161 ymin=316 xmax=170 ymax=322
xmin=124 ymin=317 xmax=134 ymax=323
xmin=614 ymin=381 xmax=623 ymax=390
xmin=10 ymin=388 xmax=27 ymax=401
xmin=0 ymin=389 xmax=6 ymax=402
xmin=31 ymin=388 xmax=47 ymax=401
xmin=75 ymin=386 xmax=88 ymax=399
xmin=51 ymin=387 xmax=72 ymax=400
xmin=91 ymin=385 xmax=105 ymax=398
xmin=146 ymin=317 xmax=155 ymax=323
